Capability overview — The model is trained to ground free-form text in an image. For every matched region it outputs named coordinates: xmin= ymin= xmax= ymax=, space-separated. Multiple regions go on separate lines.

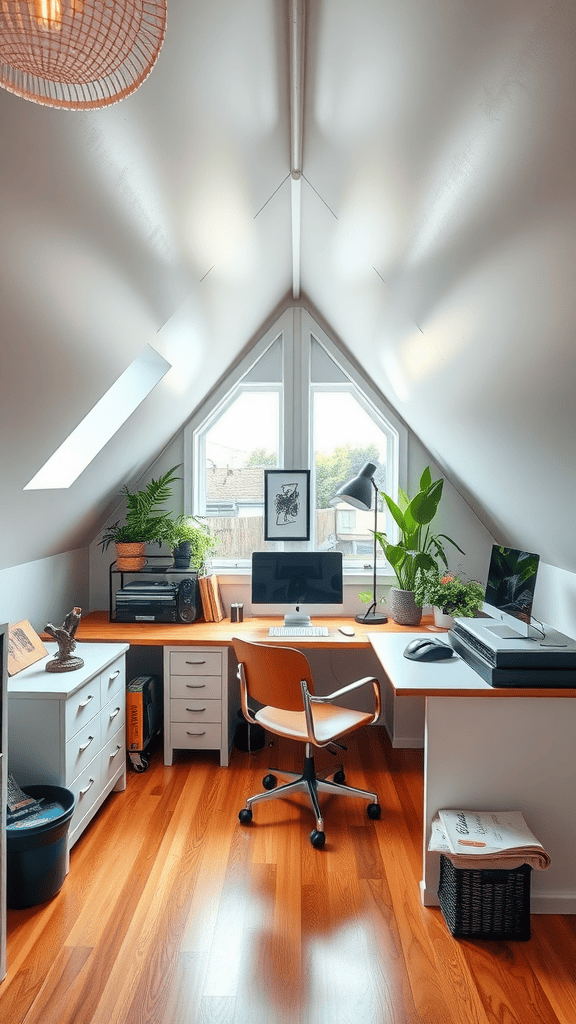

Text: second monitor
xmin=251 ymin=550 xmax=343 ymax=627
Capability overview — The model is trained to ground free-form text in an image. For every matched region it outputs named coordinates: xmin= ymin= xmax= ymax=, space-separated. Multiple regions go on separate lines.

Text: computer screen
xmin=483 ymin=545 xmax=540 ymax=636
xmin=251 ymin=551 xmax=343 ymax=626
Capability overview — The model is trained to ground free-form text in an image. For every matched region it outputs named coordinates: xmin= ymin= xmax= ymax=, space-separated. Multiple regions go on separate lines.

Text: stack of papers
xmin=429 ymin=809 xmax=551 ymax=870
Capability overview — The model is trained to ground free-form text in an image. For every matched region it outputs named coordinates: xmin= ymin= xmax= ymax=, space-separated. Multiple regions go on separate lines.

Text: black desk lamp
xmin=331 ymin=461 xmax=388 ymax=625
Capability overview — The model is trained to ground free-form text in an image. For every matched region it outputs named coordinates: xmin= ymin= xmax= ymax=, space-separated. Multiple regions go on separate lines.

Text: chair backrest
xmin=232 ymin=637 xmax=315 ymax=712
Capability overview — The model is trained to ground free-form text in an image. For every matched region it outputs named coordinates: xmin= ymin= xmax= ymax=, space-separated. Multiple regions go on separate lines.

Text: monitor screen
xmin=251 ymin=551 xmax=343 ymax=624
xmin=484 ymin=545 xmax=540 ymax=634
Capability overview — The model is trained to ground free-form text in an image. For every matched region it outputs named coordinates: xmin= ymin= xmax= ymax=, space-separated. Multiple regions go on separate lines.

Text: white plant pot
xmin=433 ymin=607 xmax=455 ymax=629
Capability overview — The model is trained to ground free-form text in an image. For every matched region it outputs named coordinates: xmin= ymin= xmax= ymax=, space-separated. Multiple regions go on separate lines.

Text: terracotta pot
xmin=115 ymin=542 xmax=146 ymax=571
xmin=389 ymin=587 xmax=423 ymax=626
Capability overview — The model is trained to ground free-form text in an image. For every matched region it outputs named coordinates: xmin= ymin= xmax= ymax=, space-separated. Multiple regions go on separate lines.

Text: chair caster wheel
xmin=262 ymin=774 xmax=277 ymax=790
xmin=239 ymin=808 xmax=253 ymax=824
xmin=310 ymin=829 xmax=326 ymax=848
xmin=333 ymin=769 xmax=345 ymax=784
xmin=367 ymin=802 xmax=381 ymax=820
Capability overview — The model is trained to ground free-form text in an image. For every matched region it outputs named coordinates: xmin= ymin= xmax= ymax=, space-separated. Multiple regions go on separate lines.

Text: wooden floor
xmin=1 ymin=728 xmax=576 ymax=1024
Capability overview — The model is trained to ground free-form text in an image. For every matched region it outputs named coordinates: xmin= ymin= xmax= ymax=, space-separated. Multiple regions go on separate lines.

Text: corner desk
xmin=76 ymin=613 xmax=576 ymax=913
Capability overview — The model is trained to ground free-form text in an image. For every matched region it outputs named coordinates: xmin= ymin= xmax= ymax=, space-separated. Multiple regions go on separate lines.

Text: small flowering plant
xmin=414 ymin=567 xmax=484 ymax=618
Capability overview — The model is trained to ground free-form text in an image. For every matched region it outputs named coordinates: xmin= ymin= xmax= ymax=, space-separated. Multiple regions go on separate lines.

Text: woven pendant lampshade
xmin=0 ymin=0 xmax=167 ymax=110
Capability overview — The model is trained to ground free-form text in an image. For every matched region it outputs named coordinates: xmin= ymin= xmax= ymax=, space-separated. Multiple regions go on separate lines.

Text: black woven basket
xmin=438 ymin=854 xmax=532 ymax=940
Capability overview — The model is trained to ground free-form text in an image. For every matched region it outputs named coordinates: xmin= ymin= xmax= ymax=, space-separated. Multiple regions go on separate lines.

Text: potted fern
xmin=98 ymin=465 xmax=181 ymax=570
xmin=161 ymin=514 xmax=218 ymax=573
xmin=414 ymin=567 xmax=485 ymax=628
xmin=374 ymin=466 xmax=464 ymax=625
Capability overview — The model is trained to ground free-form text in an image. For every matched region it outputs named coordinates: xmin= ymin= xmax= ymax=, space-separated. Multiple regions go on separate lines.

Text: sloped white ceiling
xmin=1 ymin=0 xmax=575 ymax=572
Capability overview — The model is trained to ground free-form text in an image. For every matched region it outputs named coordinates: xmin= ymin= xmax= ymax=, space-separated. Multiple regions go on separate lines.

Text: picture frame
xmin=7 ymin=620 xmax=48 ymax=676
xmin=264 ymin=469 xmax=310 ymax=541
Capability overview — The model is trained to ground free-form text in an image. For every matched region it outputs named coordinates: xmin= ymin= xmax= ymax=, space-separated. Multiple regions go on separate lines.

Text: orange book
xmin=198 ymin=576 xmax=214 ymax=621
xmin=206 ymin=575 xmax=225 ymax=622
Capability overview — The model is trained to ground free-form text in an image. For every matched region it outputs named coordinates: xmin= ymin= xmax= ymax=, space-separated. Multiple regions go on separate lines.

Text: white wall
xmin=0 ymin=549 xmax=89 ymax=635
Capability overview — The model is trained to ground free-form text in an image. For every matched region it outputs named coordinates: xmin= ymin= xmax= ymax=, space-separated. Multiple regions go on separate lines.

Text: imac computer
xmin=251 ymin=551 xmax=343 ymax=633
xmin=482 ymin=544 xmax=540 ymax=639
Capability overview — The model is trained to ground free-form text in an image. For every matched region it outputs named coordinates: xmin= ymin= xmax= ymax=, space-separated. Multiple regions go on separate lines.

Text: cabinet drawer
xmin=69 ymin=753 xmax=102 ymax=834
xmin=170 ymin=676 xmax=221 ymax=699
xmin=170 ymin=698 xmax=221 ymax=723
xmin=171 ymin=722 xmax=221 ymax=750
xmin=170 ymin=651 xmax=222 ymax=676
xmin=101 ymin=657 xmax=125 ymax=703
xmin=65 ymin=716 xmax=102 ymax=785
xmin=102 ymin=727 xmax=125 ymax=788
xmin=65 ymin=681 xmax=101 ymax=737
xmin=102 ymin=692 xmax=125 ymax=744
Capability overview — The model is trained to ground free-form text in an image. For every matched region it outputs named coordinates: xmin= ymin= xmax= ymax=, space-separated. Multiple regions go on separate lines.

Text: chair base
xmin=240 ymin=747 xmax=380 ymax=840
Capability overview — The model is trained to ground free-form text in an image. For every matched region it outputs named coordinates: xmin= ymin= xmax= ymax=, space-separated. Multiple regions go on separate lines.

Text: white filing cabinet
xmin=7 ymin=642 xmax=128 ymax=851
xmin=163 ymin=646 xmax=237 ymax=767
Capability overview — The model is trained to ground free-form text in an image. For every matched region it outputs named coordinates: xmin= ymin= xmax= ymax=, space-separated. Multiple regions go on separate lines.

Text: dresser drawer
xmin=102 ymin=727 xmax=125 ymax=788
xmin=65 ymin=716 xmax=102 ymax=785
xmin=170 ymin=651 xmax=222 ymax=676
xmin=171 ymin=722 xmax=221 ymax=750
xmin=102 ymin=691 xmax=125 ymax=744
xmin=65 ymin=681 xmax=101 ymax=737
xmin=100 ymin=657 xmax=125 ymax=704
xmin=170 ymin=698 xmax=221 ymax=723
xmin=170 ymin=675 xmax=221 ymax=699
xmin=69 ymin=753 xmax=102 ymax=834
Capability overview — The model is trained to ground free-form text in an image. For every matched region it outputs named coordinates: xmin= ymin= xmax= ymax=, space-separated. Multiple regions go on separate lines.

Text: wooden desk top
xmin=74 ymin=610 xmax=437 ymax=649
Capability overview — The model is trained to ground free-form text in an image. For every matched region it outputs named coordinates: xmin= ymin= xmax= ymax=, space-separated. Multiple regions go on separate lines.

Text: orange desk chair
xmin=233 ymin=637 xmax=382 ymax=848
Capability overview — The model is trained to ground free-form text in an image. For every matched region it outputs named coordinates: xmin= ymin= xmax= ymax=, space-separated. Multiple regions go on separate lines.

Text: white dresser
xmin=7 ymin=642 xmax=128 ymax=851
xmin=163 ymin=646 xmax=237 ymax=767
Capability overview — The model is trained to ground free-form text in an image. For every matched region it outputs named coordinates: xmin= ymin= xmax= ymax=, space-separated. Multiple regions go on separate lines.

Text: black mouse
xmin=403 ymin=638 xmax=454 ymax=661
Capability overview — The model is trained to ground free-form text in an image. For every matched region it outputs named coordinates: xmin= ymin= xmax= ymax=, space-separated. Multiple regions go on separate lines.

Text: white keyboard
xmin=268 ymin=626 xmax=329 ymax=637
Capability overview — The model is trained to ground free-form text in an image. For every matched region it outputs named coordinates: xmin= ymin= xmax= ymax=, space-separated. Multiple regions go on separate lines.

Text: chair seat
xmin=255 ymin=702 xmax=374 ymax=744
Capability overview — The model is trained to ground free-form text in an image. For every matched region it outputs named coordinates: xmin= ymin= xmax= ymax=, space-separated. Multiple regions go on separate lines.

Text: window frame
xmin=184 ymin=306 xmax=407 ymax=575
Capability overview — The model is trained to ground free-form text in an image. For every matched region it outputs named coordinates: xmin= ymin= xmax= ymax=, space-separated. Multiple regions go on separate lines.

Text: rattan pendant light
xmin=0 ymin=0 xmax=167 ymax=110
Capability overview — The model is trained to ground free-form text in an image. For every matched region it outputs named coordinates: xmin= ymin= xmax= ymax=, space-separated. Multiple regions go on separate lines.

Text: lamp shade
xmin=330 ymin=462 xmax=377 ymax=511
xmin=0 ymin=0 xmax=167 ymax=110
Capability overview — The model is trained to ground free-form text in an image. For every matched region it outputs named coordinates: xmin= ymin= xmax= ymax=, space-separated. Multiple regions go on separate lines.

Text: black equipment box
xmin=450 ymin=631 xmax=576 ymax=688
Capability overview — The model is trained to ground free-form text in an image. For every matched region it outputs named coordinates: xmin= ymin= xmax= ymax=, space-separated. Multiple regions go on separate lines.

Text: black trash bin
xmin=6 ymin=785 xmax=76 ymax=909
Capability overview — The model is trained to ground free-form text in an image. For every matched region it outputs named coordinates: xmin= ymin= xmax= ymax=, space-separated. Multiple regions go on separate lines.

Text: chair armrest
xmin=310 ymin=676 xmax=380 ymax=704
xmin=303 ymin=676 xmax=382 ymax=740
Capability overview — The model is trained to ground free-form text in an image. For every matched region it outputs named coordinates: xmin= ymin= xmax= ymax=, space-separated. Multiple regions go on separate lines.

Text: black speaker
xmin=177 ymin=578 xmax=199 ymax=623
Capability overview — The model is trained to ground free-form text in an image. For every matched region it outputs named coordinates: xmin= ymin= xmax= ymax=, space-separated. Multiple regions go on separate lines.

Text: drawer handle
xmin=78 ymin=735 xmax=95 ymax=753
xmin=186 ymin=730 xmax=206 ymax=737
xmin=108 ymin=669 xmax=121 ymax=682
xmin=186 ymin=683 xmax=206 ymax=689
xmin=109 ymin=706 xmax=121 ymax=720
xmin=78 ymin=694 xmax=95 ymax=709
xmin=109 ymin=745 xmax=122 ymax=760
xmin=187 ymin=707 xmax=206 ymax=712
xmin=185 ymin=660 xmax=206 ymax=665
xmin=79 ymin=777 xmax=95 ymax=797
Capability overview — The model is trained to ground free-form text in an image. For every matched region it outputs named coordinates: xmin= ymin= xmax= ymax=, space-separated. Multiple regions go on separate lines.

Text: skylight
xmin=24 ymin=345 xmax=171 ymax=490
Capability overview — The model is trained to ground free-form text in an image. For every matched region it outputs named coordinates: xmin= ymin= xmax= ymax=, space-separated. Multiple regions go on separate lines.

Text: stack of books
xmin=198 ymin=575 xmax=225 ymax=622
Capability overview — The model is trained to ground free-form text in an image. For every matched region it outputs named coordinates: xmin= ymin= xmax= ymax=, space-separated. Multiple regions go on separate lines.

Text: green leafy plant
xmin=414 ymin=567 xmax=484 ymax=618
xmin=99 ymin=465 xmax=181 ymax=550
xmin=373 ymin=466 xmax=464 ymax=591
xmin=161 ymin=513 xmax=218 ymax=573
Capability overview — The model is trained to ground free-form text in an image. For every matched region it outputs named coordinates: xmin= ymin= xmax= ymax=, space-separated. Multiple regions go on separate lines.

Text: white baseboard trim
xmin=420 ymin=882 xmax=576 ymax=915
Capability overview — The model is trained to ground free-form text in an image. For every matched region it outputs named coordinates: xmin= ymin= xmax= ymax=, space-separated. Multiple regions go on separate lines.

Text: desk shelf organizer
xmin=438 ymin=854 xmax=532 ymax=940
xmin=109 ymin=557 xmax=199 ymax=622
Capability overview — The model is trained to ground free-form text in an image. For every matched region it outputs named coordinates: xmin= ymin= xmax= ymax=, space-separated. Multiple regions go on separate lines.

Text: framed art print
xmin=264 ymin=470 xmax=310 ymax=541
